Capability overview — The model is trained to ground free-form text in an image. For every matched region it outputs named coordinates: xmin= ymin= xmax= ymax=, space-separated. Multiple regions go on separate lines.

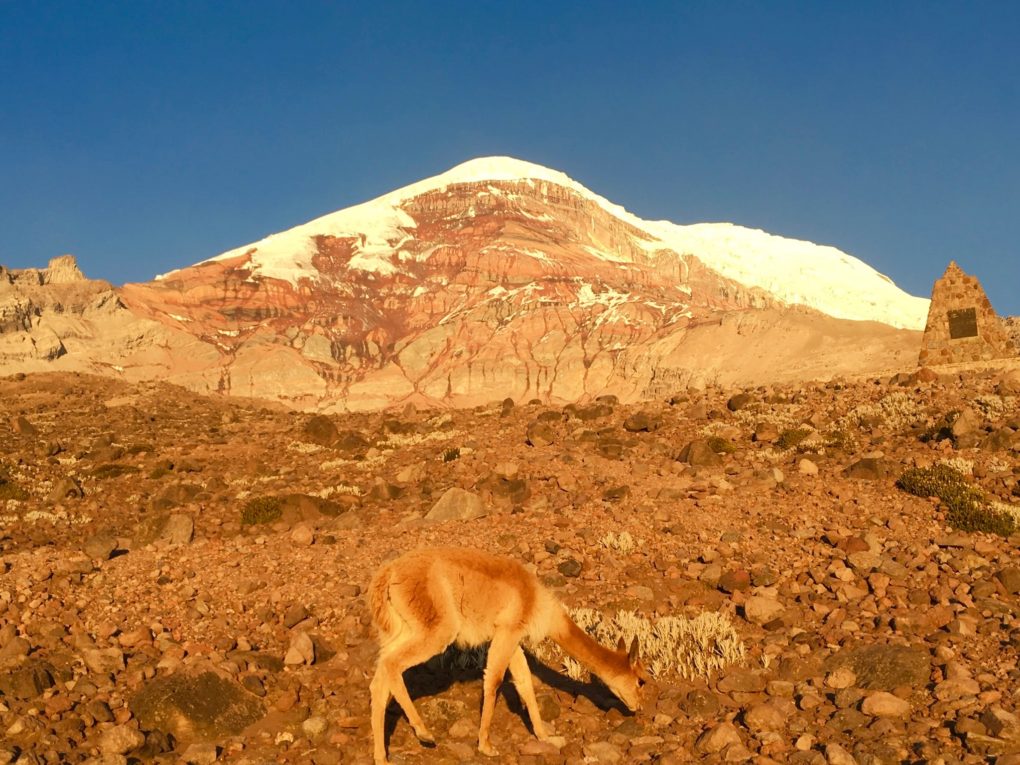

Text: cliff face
xmin=3 ymin=161 xmax=925 ymax=410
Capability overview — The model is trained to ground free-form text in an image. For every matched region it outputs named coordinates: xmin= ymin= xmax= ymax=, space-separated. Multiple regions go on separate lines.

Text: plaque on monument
xmin=948 ymin=307 xmax=978 ymax=339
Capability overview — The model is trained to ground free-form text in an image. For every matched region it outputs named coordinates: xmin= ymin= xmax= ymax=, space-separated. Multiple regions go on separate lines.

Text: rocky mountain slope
xmin=2 ymin=363 xmax=1020 ymax=762
xmin=4 ymin=159 xmax=929 ymax=410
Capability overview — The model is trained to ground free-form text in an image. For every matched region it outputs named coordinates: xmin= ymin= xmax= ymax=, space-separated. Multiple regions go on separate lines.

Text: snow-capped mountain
xmin=4 ymin=158 xmax=927 ymax=410
xmin=162 ymin=156 xmax=928 ymax=330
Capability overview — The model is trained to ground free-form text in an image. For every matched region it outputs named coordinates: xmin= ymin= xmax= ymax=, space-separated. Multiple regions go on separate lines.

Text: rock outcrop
xmin=1003 ymin=316 xmax=1020 ymax=354
xmin=918 ymin=262 xmax=1016 ymax=366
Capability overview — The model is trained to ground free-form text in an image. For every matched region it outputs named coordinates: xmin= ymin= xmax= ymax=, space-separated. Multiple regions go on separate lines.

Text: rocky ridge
xmin=2 ymin=360 xmax=1020 ymax=763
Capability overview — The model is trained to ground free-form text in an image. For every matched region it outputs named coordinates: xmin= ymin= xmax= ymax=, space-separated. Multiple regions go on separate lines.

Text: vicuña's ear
xmin=616 ymin=637 xmax=626 ymax=653
xmin=628 ymin=636 xmax=640 ymax=663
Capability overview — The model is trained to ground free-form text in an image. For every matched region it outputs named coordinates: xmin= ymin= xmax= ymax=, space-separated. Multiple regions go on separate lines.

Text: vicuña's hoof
xmin=416 ymin=730 xmax=436 ymax=746
xmin=478 ymin=741 xmax=499 ymax=757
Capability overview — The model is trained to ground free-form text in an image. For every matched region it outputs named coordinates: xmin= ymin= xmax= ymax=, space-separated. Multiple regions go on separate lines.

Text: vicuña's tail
xmin=368 ymin=561 xmax=395 ymax=636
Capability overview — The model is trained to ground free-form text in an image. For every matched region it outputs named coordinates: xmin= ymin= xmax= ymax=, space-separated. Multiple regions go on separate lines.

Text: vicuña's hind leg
xmin=379 ymin=633 xmax=454 ymax=745
xmin=507 ymin=646 xmax=548 ymax=740
xmin=478 ymin=632 xmax=519 ymax=756
xmin=370 ymin=662 xmax=392 ymax=764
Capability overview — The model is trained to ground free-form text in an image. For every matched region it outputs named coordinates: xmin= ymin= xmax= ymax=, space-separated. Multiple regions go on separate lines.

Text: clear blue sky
xmin=2 ymin=2 xmax=1018 ymax=314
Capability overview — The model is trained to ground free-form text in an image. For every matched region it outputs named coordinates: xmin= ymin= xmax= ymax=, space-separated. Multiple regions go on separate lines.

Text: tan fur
xmin=368 ymin=547 xmax=646 ymax=763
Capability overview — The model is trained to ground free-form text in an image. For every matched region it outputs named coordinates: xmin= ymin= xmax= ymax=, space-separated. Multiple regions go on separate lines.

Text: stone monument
xmin=918 ymin=261 xmax=1015 ymax=365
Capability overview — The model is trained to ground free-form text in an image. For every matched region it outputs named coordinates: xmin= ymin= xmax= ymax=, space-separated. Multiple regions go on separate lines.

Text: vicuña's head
xmin=604 ymin=637 xmax=651 ymax=712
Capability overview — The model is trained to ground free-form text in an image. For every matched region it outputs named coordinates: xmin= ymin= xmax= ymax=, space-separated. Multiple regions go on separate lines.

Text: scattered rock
xmin=860 ymin=691 xmax=911 ymax=717
xmin=284 ymin=632 xmax=315 ymax=666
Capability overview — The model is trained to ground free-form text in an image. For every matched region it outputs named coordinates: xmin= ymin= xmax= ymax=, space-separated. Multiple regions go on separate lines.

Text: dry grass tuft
xmin=527 ymin=608 xmax=745 ymax=682
xmin=437 ymin=608 xmax=745 ymax=682
xmin=599 ymin=531 xmax=637 ymax=554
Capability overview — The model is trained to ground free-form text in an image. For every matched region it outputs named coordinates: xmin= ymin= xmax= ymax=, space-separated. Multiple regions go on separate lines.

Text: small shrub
xmin=0 ymin=477 xmax=28 ymax=501
xmin=776 ymin=428 xmax=812 ymax=451
xmin=240 ymin=496 xmax=282 ymax=526
xmin=824 ymin=427 xmax=856 ymax=452
xmin=706 ymin=436 xmax=736 ymax=455
xmin=897 ymin=465 xmax=1017 ymax=537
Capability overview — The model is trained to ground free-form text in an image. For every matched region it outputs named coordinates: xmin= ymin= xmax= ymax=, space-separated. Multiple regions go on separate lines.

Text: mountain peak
xmin=380 ymin=155 xmax=590 ymax=206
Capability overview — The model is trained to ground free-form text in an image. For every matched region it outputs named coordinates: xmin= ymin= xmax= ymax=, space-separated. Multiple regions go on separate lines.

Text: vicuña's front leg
xmin=478 ymin=633 xmax=518 ymax=756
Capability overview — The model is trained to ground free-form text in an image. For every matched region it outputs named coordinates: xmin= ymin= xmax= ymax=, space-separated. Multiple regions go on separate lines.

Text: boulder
xmin=825 ymin=644 xmax=929 ymax=691
xmin=302 ymin=415 xmax=339 ymax=446
xmin=526 ymin=421 xmax=556 ymax=447
xmin=677 ymin=440 xmax=722 ymax=467
xmin=130 ymin=671 xmax=263 ymax=742
xmin=135 ymin=513 xmax=194 ymax=546
xmin=845 ymin=458 xmax=891 ymax=481
xmin=425 ymin=488 xmax=487 ymax=522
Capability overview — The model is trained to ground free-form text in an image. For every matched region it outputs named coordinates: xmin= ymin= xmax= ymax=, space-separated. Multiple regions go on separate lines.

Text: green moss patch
xmin=240 ymin=496 xmax=282 ymax=526
xmin=776 ymin=428 xmax=812 ymax=451
xmin=706 ymin=436 xmax=737 ymax=455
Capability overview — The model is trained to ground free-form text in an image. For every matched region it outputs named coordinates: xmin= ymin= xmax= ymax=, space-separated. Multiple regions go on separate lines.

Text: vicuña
xmin=368 ymin=546 xmax=648 ymax=763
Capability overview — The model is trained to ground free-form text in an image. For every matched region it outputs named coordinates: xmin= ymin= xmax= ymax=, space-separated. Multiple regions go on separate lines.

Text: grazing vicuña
xmin=368 ymin=547 xmax=647 ymax=763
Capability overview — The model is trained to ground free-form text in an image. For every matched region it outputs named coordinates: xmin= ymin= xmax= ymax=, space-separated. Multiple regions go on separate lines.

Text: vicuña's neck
xmin=549 ymin=610 xmax=627 ymax=680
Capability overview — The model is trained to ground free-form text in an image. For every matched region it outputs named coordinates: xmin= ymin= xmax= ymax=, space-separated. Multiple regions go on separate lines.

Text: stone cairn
xmin=918 ymin=261 xmax=1015 ymax=365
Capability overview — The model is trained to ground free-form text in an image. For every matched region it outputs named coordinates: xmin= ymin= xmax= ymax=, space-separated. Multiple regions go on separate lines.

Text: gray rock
xmin=180 ymin=742 xmax=220 ymax=765
xmin=845 ymin=458 xmax=891 ymax=481
xmin=159 ymin=513 xmax=195 ymax=545
xmin=677 ymin=440 xmax=722 ymax=467
xmin=860 ymin=691 xmax=911 ymax=717
xmin=48 ymin=476 xmax=84 ymax=502
xmin=0 ymin=662 xmax=54 ymax=700
xmin=99 ymin=724 xmax=145 ymax=755
xmin=558 ymin=558 xmax=582 ymax=578
xmin=996 ymin=567 xmax=1020 ymax=595
xmin=743 ymin=596 xmax=784 ymax=625
xmin=425 ymin=487 xmax=486 ymax=522
xmin=83 ymin=531 xmax=119 ymax=561
xmin=284 ymin=631 xmax=315 ymax=666
xmin=526 ymin=420 xmax=556 ymax=447
xmin=696 ymin=721 xmax=743 ymax=754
